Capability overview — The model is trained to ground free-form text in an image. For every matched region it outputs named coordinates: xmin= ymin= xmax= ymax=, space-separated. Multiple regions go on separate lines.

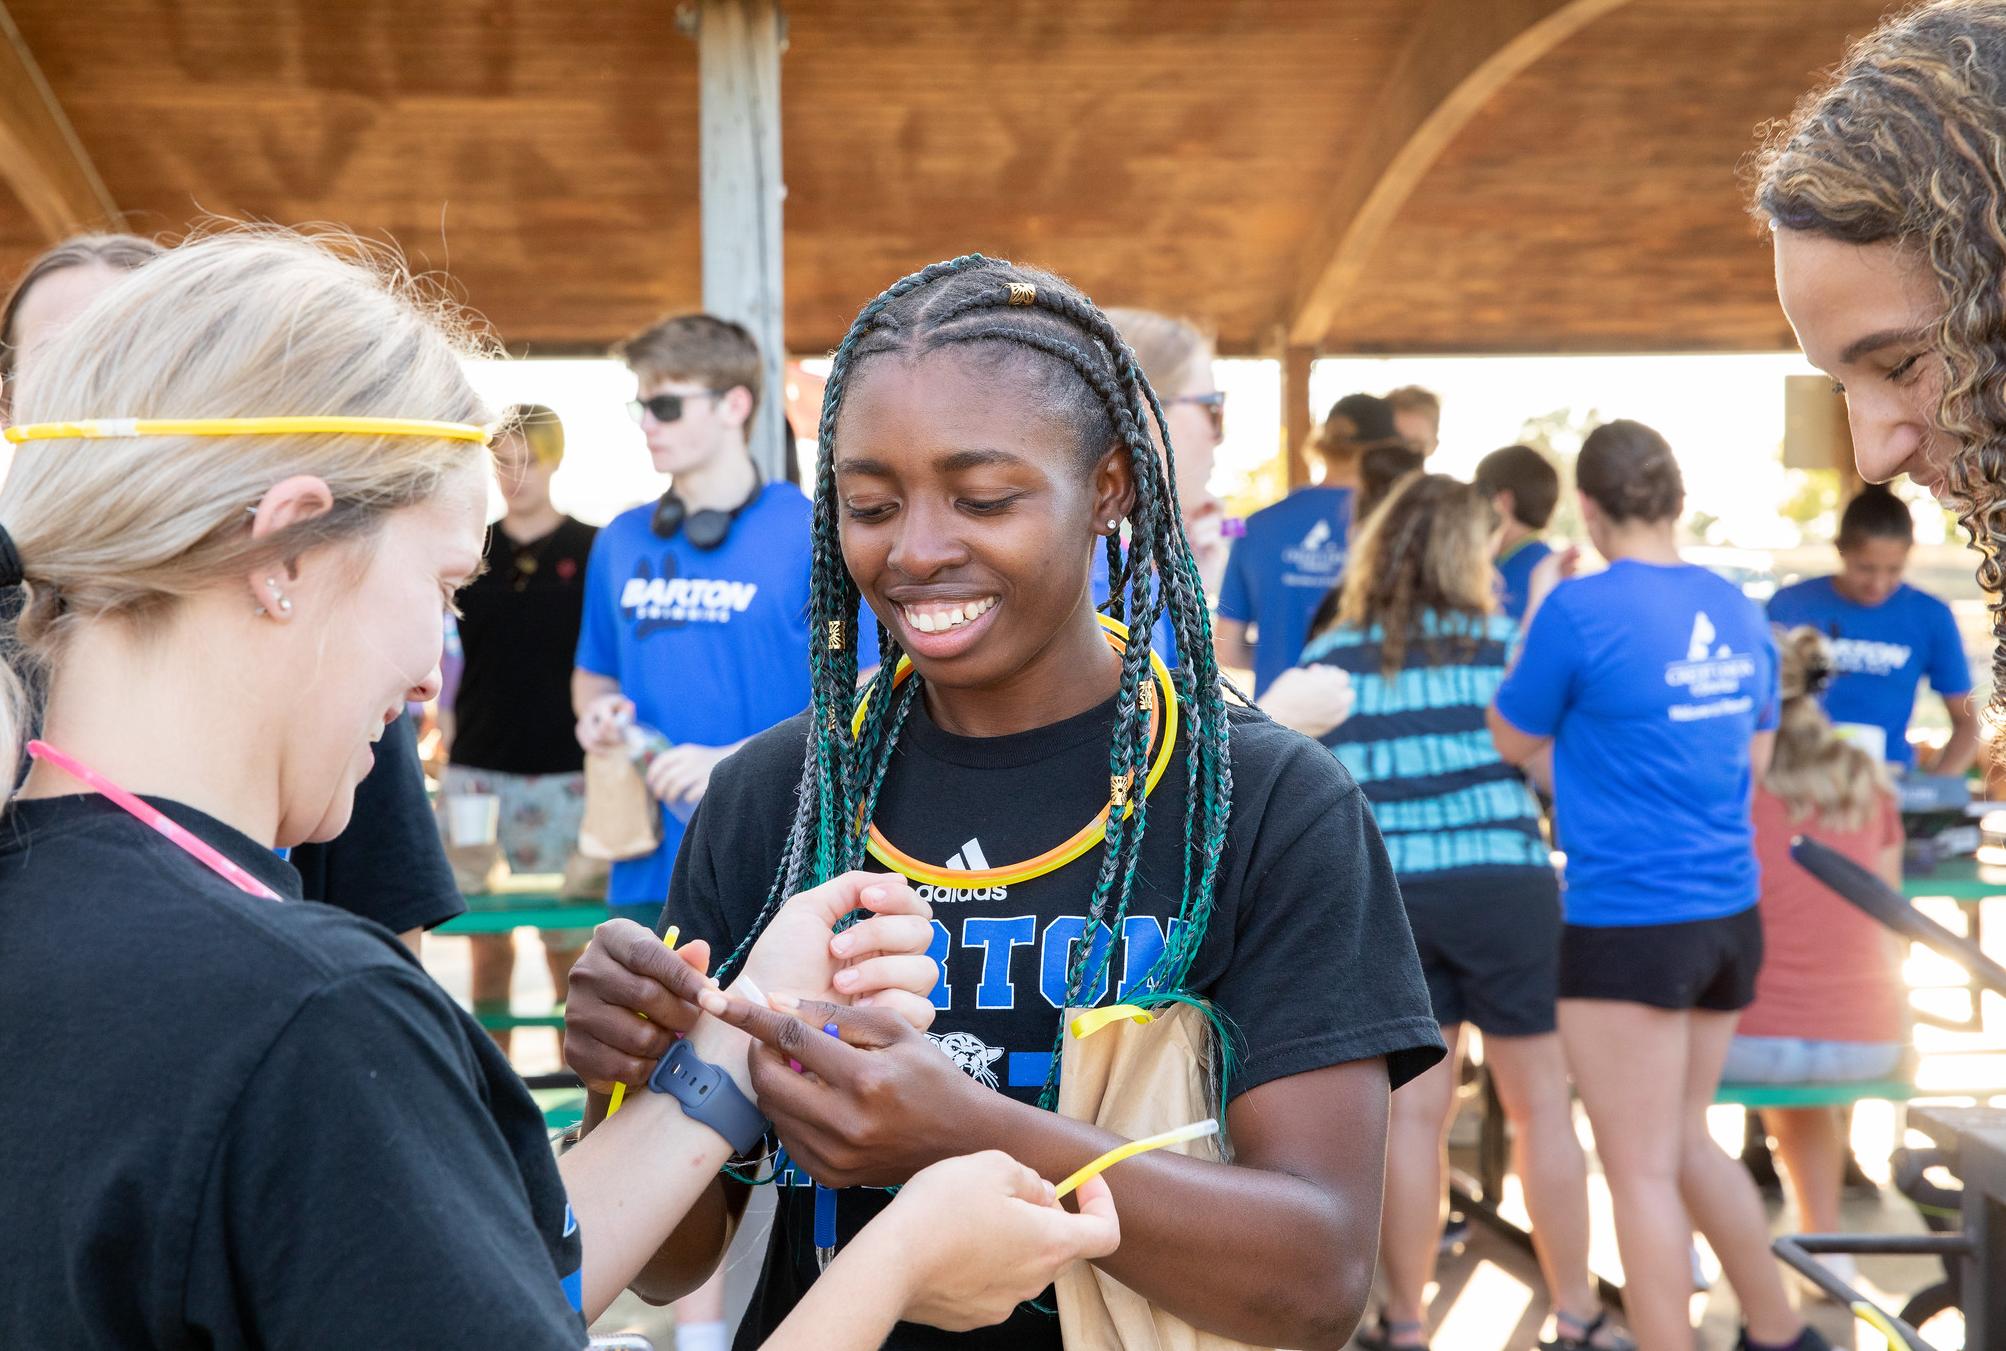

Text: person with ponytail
xmin=1754 ymin=0 xmax=2006 ymax=751
xmin=1488 ymin=421 xmax=1818 ymax=1351
xmin=0 ymin=230 xmax=1112 ymax=1349
xmin=1303 ymin=474 xmax=1621 ymax=1351
xmin=1728 ymin=626 xmax=1907 ymax=1294
xmin=1769 ymin=484 xmax=1975 ymax=773
xmin=559 ymin=256 xmax=1442 ymax=1351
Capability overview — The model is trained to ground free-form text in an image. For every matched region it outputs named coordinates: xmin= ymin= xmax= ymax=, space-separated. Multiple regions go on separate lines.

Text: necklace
xmin=853 ymin=615 xmax=1179 ymax=888
xmin=25 ymin=741 xmax=283 ymax=900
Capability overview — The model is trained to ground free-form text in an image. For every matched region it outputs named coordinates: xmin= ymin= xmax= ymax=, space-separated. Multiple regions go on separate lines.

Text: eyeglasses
xmin=628 ymin=390 xmax=730 ymax=425
xmin=1170 ymin=390 xmax=1227 ymax=436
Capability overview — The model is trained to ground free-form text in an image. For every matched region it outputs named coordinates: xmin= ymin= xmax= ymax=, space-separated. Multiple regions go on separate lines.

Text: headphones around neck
xmin=651 ymin=467 xmax=764 ymax=549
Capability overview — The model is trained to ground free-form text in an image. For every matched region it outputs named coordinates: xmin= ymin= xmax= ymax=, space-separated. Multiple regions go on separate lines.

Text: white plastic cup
xmin=447 ymin=792 xmax=501 ymax=848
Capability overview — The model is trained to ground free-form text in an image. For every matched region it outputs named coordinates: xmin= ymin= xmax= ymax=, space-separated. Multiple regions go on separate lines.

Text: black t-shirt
xmin=0 ymin=793 xmax=584 ymax=1350
xmin=288 ymin=711 xmax=465 ymax=932
xmin=452 ymin=517 xmax=597 ymax=776
xmin=666 ymin=694 xmax=1442 ymax=1351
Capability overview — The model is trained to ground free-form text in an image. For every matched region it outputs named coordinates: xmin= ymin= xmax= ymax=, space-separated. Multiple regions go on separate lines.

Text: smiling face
xmin=276 ymin=464 xmax=486 ymax=843
xmin=834 ymin=347 xmax=1131 ymax=692
xmin=1773 ymin=227 xmax=1948 ymax=497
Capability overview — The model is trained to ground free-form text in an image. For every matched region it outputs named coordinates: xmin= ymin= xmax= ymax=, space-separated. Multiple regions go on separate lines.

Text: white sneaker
xmin=1806 ymin=1252 xmax=1858 ymax=1300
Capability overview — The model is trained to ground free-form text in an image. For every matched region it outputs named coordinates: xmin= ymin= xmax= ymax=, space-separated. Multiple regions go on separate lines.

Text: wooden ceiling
xmin=4 ymin=0 xmax=1894 ymax=356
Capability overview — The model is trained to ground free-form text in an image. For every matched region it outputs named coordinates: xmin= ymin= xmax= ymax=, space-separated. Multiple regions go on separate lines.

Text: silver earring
xmin=264 ymin=577 xmax=291 ymax=615
xmin=1106 ymin=519 xmax=1120 ymax=532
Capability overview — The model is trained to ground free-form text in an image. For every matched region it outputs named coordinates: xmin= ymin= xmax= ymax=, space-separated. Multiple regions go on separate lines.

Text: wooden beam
xmin=1283 ymin=0 xmax=1631 ymax=349
xmin=0 ymin=1 xmax=118 ymax=239
xmin=694 ymin=0 xmax=788 ymax=482
xmin=1283 ymin=345 xmax=1314 ymax=491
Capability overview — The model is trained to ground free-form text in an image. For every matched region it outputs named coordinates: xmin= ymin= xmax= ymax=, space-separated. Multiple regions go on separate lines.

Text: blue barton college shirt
xmin=1217 ymin=485 xmax=1353 ymax=694
xmin=576 ymin=482 xmax=877 ymax=908
xmin=1768 ymin=575 xmax=1970 ymax=769
xmin=1303 ymin=610 xmax=1551 ymax=881
xmin=1493 ymin=561 xmax=1780 ymax=927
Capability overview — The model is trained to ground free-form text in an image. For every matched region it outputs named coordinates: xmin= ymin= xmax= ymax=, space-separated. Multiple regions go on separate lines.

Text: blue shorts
xmin=1722 ymin=1036 xmax=1906 ymax=1084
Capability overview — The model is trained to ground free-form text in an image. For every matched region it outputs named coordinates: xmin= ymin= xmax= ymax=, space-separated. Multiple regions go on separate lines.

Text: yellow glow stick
xmin=1849 ymin=1300 xmax=1904 ymax=1349
xmin=4 ymin=416 xmax=491 ymax=444
xmin=607 ymin=925 xmax=679 ymax=1118
xmin=1053 ymin=1118 xmax=1219 ymax=1200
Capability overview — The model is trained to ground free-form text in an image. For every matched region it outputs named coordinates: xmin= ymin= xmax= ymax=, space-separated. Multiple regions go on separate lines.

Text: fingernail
xmin=830 ymin=936 xmax=852 ymax=956
xmin=788 ymin=1059 xmax=803 ymax=1073
xmin=1042 ymin=1181 xmax=1057 ymax=1204
xmin=861 ymin=884 xmax=885 ymax=901
xmin=834 ymin=969 xmax=857 ymax=990
xmin=770 ymin=992 xmax=801 ymax=1010
xmin=855 ymin=994 xmax=874 ymax=1007
xmin=697 ymin=989 xmax=727 ymax=1015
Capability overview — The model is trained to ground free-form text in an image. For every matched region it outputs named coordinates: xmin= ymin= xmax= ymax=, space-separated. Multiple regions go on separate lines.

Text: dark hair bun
xmin=1576 ymin=419 xmax=1685 ymax=524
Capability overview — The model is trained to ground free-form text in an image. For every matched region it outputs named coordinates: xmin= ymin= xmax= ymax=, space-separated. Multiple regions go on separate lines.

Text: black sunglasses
xmin=628 ymin=389 xmax=730 ymax=424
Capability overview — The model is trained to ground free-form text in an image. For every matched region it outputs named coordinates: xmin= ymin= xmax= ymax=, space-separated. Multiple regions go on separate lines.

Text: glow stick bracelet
xmin=607 ymin=926 xmax=679 ymax=1118
xmin=1053 ymin=1118 xmax=1219 ymax=1200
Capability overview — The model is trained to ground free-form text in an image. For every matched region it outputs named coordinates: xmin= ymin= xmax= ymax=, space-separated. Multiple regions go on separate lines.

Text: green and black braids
xmin=717 ymin=255 xmax=1235 ymax=1111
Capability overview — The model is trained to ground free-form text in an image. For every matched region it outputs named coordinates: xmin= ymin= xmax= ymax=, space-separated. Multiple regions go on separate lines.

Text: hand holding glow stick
xmin=606 ymin=925 xmax=679 ymax=1117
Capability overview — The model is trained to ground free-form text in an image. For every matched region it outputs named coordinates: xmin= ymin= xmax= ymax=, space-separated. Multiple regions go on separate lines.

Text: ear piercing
xmin=1106 ymin=519 xmax=1120 ymax=532
xmin=258 ymin=576 xmax=291 ymax=616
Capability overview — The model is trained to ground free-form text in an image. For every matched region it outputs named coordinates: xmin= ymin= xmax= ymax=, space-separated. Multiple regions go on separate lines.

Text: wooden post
xmin=694 ymin=0 xmax=787 ymax=481
xmin=1284 ymin=345 xmax=1315 ymax=491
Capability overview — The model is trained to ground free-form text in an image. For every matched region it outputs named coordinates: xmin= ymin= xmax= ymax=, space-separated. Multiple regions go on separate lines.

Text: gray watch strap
xmin=647 ymin=1039 xmax=769 ymax=1155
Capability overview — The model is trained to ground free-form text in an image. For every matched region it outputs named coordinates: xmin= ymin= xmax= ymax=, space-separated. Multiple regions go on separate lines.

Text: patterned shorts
xmin=438 ymin=766 xmax=607 ymax=933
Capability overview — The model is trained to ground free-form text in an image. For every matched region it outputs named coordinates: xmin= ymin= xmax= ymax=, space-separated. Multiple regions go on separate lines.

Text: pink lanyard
xmin=25 ymin=740 xmax=284 ymax=901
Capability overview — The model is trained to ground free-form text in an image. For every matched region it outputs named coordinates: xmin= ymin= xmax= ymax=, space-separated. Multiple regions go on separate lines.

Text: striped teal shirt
xmin=1301 ymin=610 xmax=1550 ymax=879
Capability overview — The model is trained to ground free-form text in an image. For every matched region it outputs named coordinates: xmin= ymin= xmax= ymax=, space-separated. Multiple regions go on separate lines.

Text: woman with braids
xmin=1489 ymin=422 xmax=1812 ymax=1351
xmin=1301 ymin=473 xmax=1620 ymax=1351
xmin=560 ymin=256 xmax=1443 ymax=1351
xmin=1769 ymin=484 xmax=1976 ymax=773
xmin=1753 ymin=0 xmax=2006 ymax=745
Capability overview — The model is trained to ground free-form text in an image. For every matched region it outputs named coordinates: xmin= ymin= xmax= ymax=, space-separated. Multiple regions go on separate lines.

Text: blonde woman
xmin=1729 ymin=627 xmax=1906 ymax=1290
xmin=0 ymin=230 xmax=1114 ymax=1348
xmin=1303 ymin=473 xmax=1620 ymax=1351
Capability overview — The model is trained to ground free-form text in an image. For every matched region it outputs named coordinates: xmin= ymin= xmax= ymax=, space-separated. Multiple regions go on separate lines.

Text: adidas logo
xmin=946 ymin=838 xmax=990 ymax=871
xmin=916 ymin=837 xmax=1009 ymax=903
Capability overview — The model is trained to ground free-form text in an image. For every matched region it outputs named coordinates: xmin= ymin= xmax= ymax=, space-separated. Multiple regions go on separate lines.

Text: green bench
xmin=1715 ymin=1079 xmax=1920 ymax=1109
xmin=434 ymin=878 xmax=611 ymax=1032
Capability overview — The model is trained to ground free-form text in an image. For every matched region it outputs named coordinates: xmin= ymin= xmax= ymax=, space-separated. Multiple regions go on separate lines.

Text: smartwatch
xmin=646 ymin=1038 xmax=769 ymax=1155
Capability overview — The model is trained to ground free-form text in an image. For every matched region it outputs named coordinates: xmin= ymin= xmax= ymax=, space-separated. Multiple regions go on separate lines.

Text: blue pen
xmin=814 ymin=1021 xmax=840 ymax=1271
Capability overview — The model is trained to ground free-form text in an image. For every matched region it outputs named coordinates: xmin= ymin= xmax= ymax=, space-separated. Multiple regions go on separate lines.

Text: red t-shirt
xmin=1737 ymin=785 xmax=1906 ymax=1043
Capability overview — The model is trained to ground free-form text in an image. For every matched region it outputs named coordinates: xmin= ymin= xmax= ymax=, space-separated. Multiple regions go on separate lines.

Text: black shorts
xmin=1401 ymin=867 xmax=1562 ymax=1038
xmin=1558 ymin=906 xmax=1763 ymax=1012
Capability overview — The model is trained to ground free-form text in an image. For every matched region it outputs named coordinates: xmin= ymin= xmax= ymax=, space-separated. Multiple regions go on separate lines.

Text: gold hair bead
xmin=1007 ymin=283 xmax=1037 ymax=306
xmin=1139 ymin=681 xmax=1156 ymax=713
xmin=828 ymin=620 xmax=845 ymax=651
xmin=1110 ymin=772 xmax=1133 ymax=808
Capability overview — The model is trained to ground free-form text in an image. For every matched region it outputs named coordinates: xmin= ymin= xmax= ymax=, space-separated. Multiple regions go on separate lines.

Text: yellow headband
xmin=3 ymin=417 xmax=491 ymax=445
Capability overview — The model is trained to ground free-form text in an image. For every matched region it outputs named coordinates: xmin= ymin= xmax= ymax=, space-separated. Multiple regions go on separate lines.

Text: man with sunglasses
xmin=572 ymin=314 xmax=875 ymax=944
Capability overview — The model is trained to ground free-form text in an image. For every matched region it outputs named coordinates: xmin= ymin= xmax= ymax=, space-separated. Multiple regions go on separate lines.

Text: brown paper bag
xmin=577 ymin=749 xmax=662 ymax=862
xmin=1055 ymin=1004 xmax=1274 ymax=1351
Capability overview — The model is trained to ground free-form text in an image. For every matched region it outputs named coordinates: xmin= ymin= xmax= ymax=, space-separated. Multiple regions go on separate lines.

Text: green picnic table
xmin=433 ymin=876 xmax=612 ymax=1032
xmin=1903 ymin=855 xmax=2006 ymax=904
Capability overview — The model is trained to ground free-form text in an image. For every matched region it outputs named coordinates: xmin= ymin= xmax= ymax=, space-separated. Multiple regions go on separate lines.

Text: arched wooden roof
xmin=2 ymin=0 xmax=1890 ymax=355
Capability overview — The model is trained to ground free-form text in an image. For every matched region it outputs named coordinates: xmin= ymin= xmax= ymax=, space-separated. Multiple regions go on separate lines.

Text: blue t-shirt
xmin=576 ymin=483 xmax=878 ymax=907
xmin=1767 ymin=575 xmax=1970 ymax=769
xmin=1303 ymin=610 xmax=1550 ymax=880
xmin=1088 ymin=544 xmax=1179 ymax=664
xmin=1216 ymin=485 xmax=1353 ymax=694
xmin=1494 ymin=538 xmax=1552 ymax=624
xmin=1493 ymin=561 xmax=1780 ymax=927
